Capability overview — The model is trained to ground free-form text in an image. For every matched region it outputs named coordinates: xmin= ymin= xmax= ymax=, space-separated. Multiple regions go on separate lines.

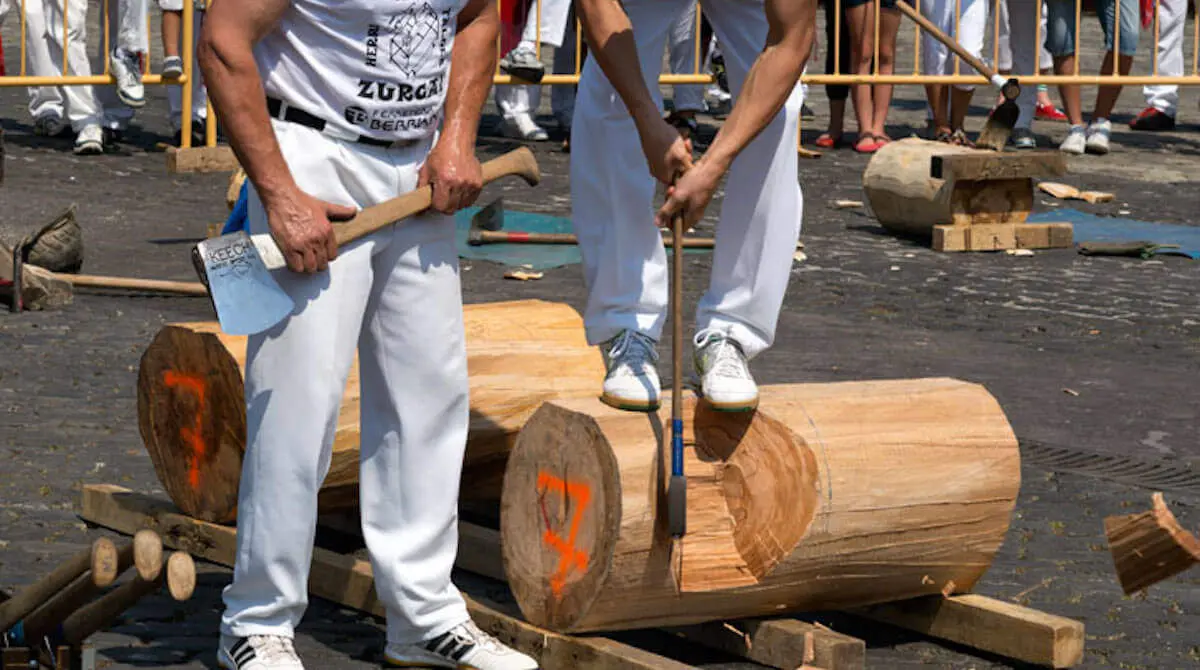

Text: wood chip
xmin=833 ymin=200 xmax=864 ymax=209
xmin=793 ymin=251 xmax=808 ymax=263
xmin=1039 ymin=181 xmax=1115 ymax=204
xmin=1062 ymin=388 xmax=1079 ymax=397
xmin=922 ymin=575 xmax=935 ymax=585
xmin=1006 ymin=249 xmax=1035 ymax=256
xmin=1080 ymin=191 xmax=1115 ymax=204
xmin=941 ymin=580 xmax=957 ymax=598
xmin=504 ymin=269 xmax=544 ymax=281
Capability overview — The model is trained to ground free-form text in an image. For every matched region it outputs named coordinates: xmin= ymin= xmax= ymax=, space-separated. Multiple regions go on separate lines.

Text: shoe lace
xmin=697 ymin=330 xmax=750 ymax=379
xmin=455 ymin=621 xmax=504 ymax=653
xmin=249 ymin=635 xmax=298 ymax=664
xmin=607 ymin=330 xmax=658 ymax=373
xmin=115 ymin=50 xmax=140 ymax=86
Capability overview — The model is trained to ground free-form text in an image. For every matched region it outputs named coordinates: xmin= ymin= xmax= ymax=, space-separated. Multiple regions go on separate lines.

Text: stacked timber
xmin=501 ymin=378 xmax=1021 ymax=632
xmin=137 ymin=299 xmax=602 ymax=523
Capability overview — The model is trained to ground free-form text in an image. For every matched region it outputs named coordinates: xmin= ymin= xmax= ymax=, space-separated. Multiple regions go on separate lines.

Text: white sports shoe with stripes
xmin=218 ymin=635 xmax=303 ymax=669
xmin=385 ymin=621 xmax=538 ymax=669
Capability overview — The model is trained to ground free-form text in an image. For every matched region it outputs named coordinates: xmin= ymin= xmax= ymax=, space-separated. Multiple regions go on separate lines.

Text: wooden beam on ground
xmin=933 ymin=223 xmax=1073 ymax=252
xmin=166 ymin=145 xmax=239 ymax=173
xmin=851 ymin=594 xmax=1084 ymax=668
xmin=79 ymin=484 xmax=694 ymax=670
xmin=457 ymin=521 xmax=864 ymax=670
xmin=666 ymin=619 xmax=864 ymax=670
xmin=931 ymin=151 xmax=1067 ymax=181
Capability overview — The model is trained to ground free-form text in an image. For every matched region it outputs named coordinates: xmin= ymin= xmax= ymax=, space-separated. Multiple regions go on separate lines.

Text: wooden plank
xmin=933 ymin=223 xmax=1072 ymax=252
xmin=666 ymin=619 xmax=864 ymax=670
xmin=79 ymin=485 xmax=693 ymax=670
xmin=166 ymin=145 xmax=239 ymax=173
xmin=931 ymin=151 xmax=1067 ymax=181
xmin=852 ymin=594 xmax=1084 ymax=668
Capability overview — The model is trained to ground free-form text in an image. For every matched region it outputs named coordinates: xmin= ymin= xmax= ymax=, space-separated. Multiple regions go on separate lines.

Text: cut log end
xmin=1105 ymin=492 xmax=1200 ymax=594
xmin=502 ymin=395 xmax=816 ymax=630
xmin=137 ymin=324 xmax=247 ymax=523
xmin=90 ymin=538 xmax=120 ymax=587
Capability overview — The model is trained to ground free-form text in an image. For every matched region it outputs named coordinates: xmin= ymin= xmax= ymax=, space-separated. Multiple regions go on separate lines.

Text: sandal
xmin=949 ymin=129 xmax=975 ymax=147
xmin=934 ymin=128 xmax=954 ymax=143
xmin=854 ymin=133 xmax=881 ymax=153
xmin=816 ymin=132 xmax=845 ymax=149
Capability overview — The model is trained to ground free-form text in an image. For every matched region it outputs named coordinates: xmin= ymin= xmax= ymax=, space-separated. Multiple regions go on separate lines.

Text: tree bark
xmin=501 ymin=378 xmax=1021 ymax=633
xmin=138 ymin=299 xmax=602 ymax=523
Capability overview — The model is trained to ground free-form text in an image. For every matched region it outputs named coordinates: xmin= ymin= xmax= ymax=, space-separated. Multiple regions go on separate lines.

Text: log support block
xmin=864 ymin=138 xmax=1071 ymax=251
xmin=933 ymin=222 xmax=1074 ymax=252
xmin=165 ymin=145 xmax=239 ymax=173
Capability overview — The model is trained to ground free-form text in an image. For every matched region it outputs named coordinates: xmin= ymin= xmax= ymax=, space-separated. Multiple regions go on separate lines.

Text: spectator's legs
xmin=39 ymin=0 xmax=105 ymax=133
xmin=668 ymin=1 xmax=705 ymax=116
xmin=550 ymin=13 xmax=578 ymax=131
xmin=1142 ymin=0 xmax=1184 ymax=116
xmin=845 ymin=1 xmax=877 ymax=147
xmin=1046 ymin=0 xmax=1083 ymax=126
xmin=1005 ymin=0 xmax=1041 ymax=130
xmin=920 ymin=0 xmax=953 ymax=137
xmin=821 ymin=0 xmax=851 ymax=144
xmin=1091 ymin=0 xmax=1137 ymax=120
xmin=165 ymin=4 xmax=207 ymax=136
xmin=868 ymin=6 xmax=900 ymax=141
xmin=21 ymin=0 xmax=67 ymax=129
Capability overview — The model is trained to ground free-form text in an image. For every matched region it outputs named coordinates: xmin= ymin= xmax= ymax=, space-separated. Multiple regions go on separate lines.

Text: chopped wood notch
xmin=165 ymin=145 xmax=239 ymax=174
xmin=1104 ymin=492 xmax=1200 ymax=595
xmin=931 ymin=151 xmax=1067 ymax=181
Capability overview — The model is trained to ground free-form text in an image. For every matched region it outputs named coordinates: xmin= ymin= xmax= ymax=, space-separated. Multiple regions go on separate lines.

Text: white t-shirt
xmin=255 ymin=0 xmax=467 ymax=142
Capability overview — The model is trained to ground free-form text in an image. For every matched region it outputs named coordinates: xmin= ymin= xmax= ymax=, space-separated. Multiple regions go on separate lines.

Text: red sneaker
xmin=1129 ymin=107 xmax=1176 ymax=131
xmin=1035 ymin=101 xmax=1067 ymax=122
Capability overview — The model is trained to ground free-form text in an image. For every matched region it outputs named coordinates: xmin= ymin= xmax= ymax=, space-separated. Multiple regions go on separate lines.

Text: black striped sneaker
xmin=218 ymin=634 xmax=304 ymax=669
xmin=384 ymin=621 xmax=538 ymax=669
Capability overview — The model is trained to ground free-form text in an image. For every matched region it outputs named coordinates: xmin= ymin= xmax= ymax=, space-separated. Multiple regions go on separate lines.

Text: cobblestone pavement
xmin=3 ymin=8 xmax=1200 ymax=670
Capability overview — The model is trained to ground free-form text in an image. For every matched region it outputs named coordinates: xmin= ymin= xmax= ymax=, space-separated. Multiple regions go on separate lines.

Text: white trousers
xmin=997 ymin=0 xmax=1052 ymax=71
xmin=1000 ymin=0 xmax=1041 ymax=129
xmin=668 ymin=1 xmax=705 ymax=113
xmin=1143 ymin=0 xmax=1185 ymax=115
xmin=921 ymin=0 xmax=990 ymax=91
xmin=495 ymin=0 xmax=575 ymax=124
xmin=570 ymin=0 xmax=803 ymax=358
xmin=96 ymin=0 xmax=149 ymax=129
xmin=14 ymin=0 xmax=105 ymax=130
xmin=220 ymin=120 xmax=470 ymax=645
xmin=165 ymin=5 xmax=208 ymax=129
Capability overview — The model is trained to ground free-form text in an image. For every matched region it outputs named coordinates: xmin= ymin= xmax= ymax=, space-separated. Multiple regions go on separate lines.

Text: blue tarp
xmin=1028 ymin=208 xmax=1200 ymax=259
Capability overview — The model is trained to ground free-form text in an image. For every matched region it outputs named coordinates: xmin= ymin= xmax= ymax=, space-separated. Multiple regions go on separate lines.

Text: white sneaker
xmin=693 ymin=329 xmax=758 ymax=412
xmin=110 ymin=48 xmax=146 ymax=108
xmin=1059 ymin=125 xmax=1086 ymax=155
xmin=73 ymin=125 xmax=105 ymax=155
xmin=34 ymin=114 xmax=68 ymax=138
xmin=499 ymin=46 xmax=544 ymax=83
xmin=499 ymin=113 xmax=548 ymax=141
xmin=217 ymin=635 xmax=303 ymax=670
xmin=1085 ymin=118 xmax=1111 ymax=154
xmin=1011 ymin=128 xmax=1037 ymax=149
xmin=600 ymin=330 xmax=661 ymax=412
xmin=385 ymin=621 xmax=538 ymax=670
xmin=163 ymin=55 xmax=184 ymax=79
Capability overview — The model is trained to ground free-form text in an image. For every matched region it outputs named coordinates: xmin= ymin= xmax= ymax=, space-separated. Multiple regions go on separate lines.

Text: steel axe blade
xmin=192 ymin=147 xmax=541 ymax=335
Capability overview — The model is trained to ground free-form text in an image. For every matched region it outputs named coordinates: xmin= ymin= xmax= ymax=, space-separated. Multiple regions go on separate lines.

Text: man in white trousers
xmin=571 ymin=0 xmax=814 ymax=412
xmin=198 ymin=0 xmax=539 ymax=668
xmin=495 ymin=0 xmax=573 ymax=140
xmin=159 ymin=0 xmax=209 ymax=144
xmin=1130 ymin=0 xmax=1185 ymax=130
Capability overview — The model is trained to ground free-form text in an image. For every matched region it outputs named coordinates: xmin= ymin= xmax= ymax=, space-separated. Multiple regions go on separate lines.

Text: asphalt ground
xmin=3 ymin=8 xmax=1200 ymax=670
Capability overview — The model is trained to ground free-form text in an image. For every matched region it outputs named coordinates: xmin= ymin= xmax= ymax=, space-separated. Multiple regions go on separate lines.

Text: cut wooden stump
xmin=502 ymin=378 xmax=1021 ymax=633
xmin=165 ymin=145 xmax=239 ymax=173
xmin=79 ymin=484 xmax=697 ymax=670
xmin=863 ymin=138 xmax=1071 ymax=252
xmin=852 ymin=593 xmax=1084 ymax=668
xmin=1104 ymin=492 xmax=1200 ymax=594
xmin=136 ymin=299 xmax=603 ymax=522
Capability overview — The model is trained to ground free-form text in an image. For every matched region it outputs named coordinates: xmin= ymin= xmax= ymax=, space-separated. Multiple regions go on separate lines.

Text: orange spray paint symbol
xmin=163 ymin=371 xmax=208 ymax=490
xmin=536 ymin=472 xmax=592 ymax=599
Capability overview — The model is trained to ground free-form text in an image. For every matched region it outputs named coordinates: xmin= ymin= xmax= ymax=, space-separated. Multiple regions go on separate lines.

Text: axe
xmin=192 ymin=147 xmax=541 ymax=335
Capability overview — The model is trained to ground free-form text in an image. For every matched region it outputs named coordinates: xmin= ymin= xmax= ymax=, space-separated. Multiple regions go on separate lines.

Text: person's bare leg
xmin=162 ymin=10 xmax=181 ymax=59
xmin=1054 ymin=55 xmax=1084 ymax=125
xmin=1037 ymin=68 xmax=1055 ymax=107
xmin=925 ymin=84 xmax=950 ymax=137
xmin=1092 ymin=51 xmax=1133 ymax=119
xmin=869 ymin=8 xmax=900 ymax=140
xmin=950 ymin=86 xmax=974 ymax=131
xmin=825 ymin=97 xmax=846 ymax=138
xmin=845 ymin=4 xmax=876 ymax=147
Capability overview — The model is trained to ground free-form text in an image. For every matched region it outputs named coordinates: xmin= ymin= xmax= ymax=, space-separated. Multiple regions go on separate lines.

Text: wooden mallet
xmin=61 ymin=551 xmax=196 ymax=645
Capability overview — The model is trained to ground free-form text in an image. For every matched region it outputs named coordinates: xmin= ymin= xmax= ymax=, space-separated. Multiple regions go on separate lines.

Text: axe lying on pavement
xmin=468 ymin=198 xmax=805 ymax=250
xmin=193 ymin=147 xmax=542 ymax=335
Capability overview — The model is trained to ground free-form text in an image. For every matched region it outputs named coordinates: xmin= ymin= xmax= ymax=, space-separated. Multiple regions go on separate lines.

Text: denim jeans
xmin=1046 ymin=0 xmax=1139 ymax=57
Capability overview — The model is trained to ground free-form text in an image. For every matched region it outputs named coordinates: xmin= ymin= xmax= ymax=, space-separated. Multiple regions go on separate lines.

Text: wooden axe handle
xmin=334 ymin=147 xmax=541 ymax=248
xmin=0 ymin=540 xmax=103 ymax=631
xmin=53 ymin=273 xmax=208 ymax=296
xmin=61 ymin=551 xmax=196 ymax=645
xmin=894 ymin=0 xmax=1005 ymax=87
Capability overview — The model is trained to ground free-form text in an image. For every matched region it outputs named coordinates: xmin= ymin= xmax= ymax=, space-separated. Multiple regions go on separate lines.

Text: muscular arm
xmin=418 ymin=0 xmax=498 ymax=213
xmin=574 ymin=0 xmax=693 ymax=185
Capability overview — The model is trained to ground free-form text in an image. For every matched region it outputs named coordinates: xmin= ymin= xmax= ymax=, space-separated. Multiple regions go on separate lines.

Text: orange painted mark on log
xmin=536 ymin=471 xmax=592 ymax=599
xmin=163 ymin=370 xmax=207 ymax=490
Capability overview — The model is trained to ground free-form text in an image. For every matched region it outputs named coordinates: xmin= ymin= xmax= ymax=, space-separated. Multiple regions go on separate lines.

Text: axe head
xmin=192 ymin=231 xmax=295 ymax=335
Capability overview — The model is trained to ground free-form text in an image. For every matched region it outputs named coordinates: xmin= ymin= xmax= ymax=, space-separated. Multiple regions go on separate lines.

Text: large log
xmin=501 ymin=378 xmax=1020 ymax=633
xmin=138 ymin=299 xmax=602 ymax=523
xmin=862 ymin=138 xmax=1065 ymax=237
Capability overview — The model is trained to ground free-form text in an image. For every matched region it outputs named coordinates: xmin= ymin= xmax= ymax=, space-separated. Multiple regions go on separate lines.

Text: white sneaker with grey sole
xmin=1085 ymin=118 xmax=1111 ymax=154
xmin=498 ymin=46 xmax=544 ymax=83
xmin=217 ymin=635 xmax=304 ymax=670
xmin=499 ymin=113 xmax=548 ymax=141
xmin=1059 ymin=125 xmax=1086 ymax=155
xmin=600 ymin=329 xmax=661 ymax=411
xmin=110 ymin=48 xmax=146 ymax=108
xmin=163 ymin=55 xmax=184 ymax=78
xmin=385 ymin=621 xmax=538 ymax=670
xmin=73 ymin=125 xmax=105 ymax=155
xmin=693 ymin=329 xmax=758 ymax=411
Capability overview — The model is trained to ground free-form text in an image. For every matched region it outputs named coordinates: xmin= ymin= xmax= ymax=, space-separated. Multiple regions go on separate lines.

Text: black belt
xmin=266 ymin=97 xmax=408 ymax=148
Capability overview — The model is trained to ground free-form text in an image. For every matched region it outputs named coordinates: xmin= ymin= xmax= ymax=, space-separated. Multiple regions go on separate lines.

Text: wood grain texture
xmin=1104 ymin=492 xmax=1200 ymax=594
xmin=79 ymin=485 xmax=696 ymax=670
xmin=853 ymin=594 xmax=1084 ymax=668
xmin=932 ymin=223 xmax=1073 ymax=252
xmin=165 ymin=145 xmax=239 ymax=173
xmin=502 ymin=379 xmax=1021 ymax=633
xmin=931 ymin=152 xmax=1066 ymax=181
xmin=137 ymin=299 xmax=603 ymax=523
xmin=666 ymin=618 xmax=865 ymax=670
